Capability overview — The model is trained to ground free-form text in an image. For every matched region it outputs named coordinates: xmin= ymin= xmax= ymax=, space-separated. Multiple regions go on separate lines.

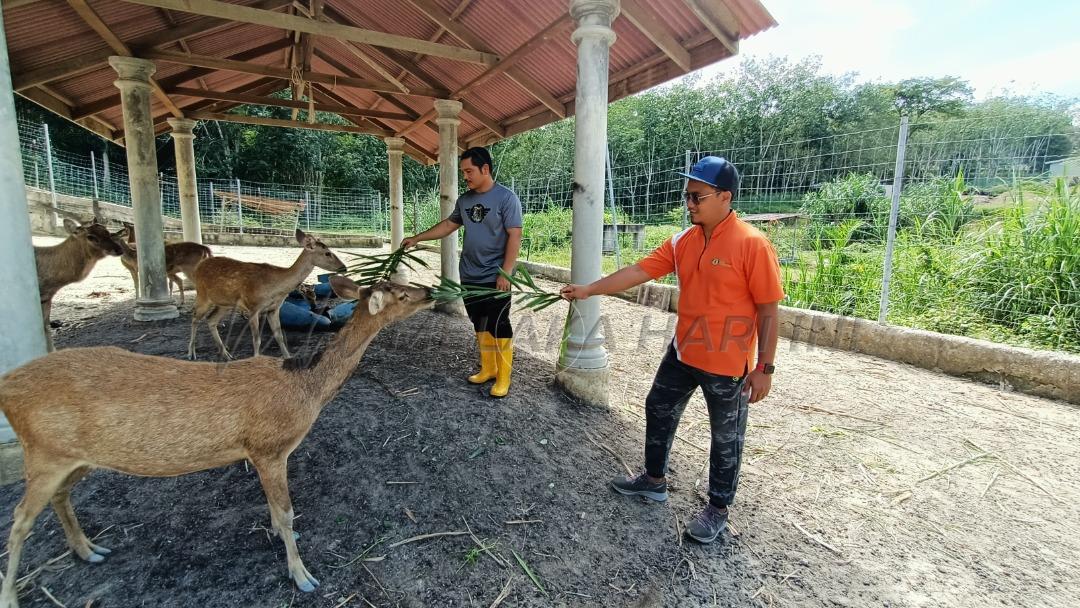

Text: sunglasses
xmin=683 ymin=190 xmax=723 ymax=204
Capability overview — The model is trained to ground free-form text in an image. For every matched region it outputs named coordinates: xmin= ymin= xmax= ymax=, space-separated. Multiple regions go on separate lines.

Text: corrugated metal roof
xmin=5 ymin=0 xmax=776 ymax=160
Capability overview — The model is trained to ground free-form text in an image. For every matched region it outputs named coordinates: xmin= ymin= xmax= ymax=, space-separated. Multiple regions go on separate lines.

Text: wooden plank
xmin=169 ymin=86 xmax=412 ymax=120
xmin=187 ymin=110 xmax=392 ymax=136
xmin=73 ymin=38 xmax=294 ymax=120
xmin=118 ymin=0 xmax=499 ymax=65
xmin=12 ymin=0 xmax=292 ymax=91
xmin=681 ymin=0 xmax=738 ymax=55
xmin=142 ymin=49 xmax=446 ymax=98
xmin=65 ymin=0 xmax=184 ymax=117
xmin=311 ymin=85 xmax=436 ymax=163
xmin=452 ymin=15 xmax=571 ymax=98
xmin=621 ymin=0 xmax=691 ymax=72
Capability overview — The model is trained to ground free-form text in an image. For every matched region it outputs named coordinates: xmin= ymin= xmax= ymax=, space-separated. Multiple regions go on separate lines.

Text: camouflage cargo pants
xmin=644 ymin=345 xmax=749 ymax=509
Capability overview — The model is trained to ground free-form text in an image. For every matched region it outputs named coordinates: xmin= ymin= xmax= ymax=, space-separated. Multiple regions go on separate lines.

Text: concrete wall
xmin=517 ymin=260 xmax=1080 ymax=406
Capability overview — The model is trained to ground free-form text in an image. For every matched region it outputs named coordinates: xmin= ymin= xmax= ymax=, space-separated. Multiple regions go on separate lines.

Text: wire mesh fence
xmin=17 ymin=112 xmax=1080 ymax=353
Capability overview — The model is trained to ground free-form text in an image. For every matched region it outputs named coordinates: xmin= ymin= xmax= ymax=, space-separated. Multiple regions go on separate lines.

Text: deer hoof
xmin=292 ymin=531 xmax=300 ymax=540
xmin=294 ymin=576 xmax=318 ymax=593
xmin=91 ymin=543 xmax=112 ymax=555
xmin=85 ymin=552 xmax=106 ymax=564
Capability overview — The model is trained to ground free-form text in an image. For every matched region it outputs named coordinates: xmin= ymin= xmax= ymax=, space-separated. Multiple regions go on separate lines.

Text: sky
xmin=696 ymin=0 xmax=1080 ymax=99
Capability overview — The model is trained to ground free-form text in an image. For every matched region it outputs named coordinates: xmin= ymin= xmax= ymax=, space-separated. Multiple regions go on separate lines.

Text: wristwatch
xmin=755 ymin=363 xmax=775 ymax=375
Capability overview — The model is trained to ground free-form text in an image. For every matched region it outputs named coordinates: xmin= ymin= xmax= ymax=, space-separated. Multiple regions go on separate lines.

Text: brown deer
xmin=0 ymin=277 xmax=433 ymax=607
xmin=34 ymin=218 xmax=124 ymax=352
xmin=188 ymin=229 xmax=347 ymax=360
xmin=116 ymin=223 xmax=212 ymax=305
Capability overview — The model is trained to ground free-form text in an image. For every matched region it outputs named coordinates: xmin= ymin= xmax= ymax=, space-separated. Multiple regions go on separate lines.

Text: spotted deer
xmin=116 ymin=224 xmax=212 ymax=305
xmin=188 ymin=229 xmax=346 ymax=360
xmin=0 ymin=277 xmax=432 ymax=607
xmin=34 ymin=218 xmax=124 ymax=352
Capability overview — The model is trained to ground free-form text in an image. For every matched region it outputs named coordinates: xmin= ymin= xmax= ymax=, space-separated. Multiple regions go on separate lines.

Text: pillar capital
xmin=570 ymin=0 xmax=618 ymax=46
xmin=434 ymin=99 xmax=462 ymax=126
xmin=108 ymin=56 xmax=156 ymax=89
xmin=167 ymin=117 xmax=198 ymax=139
xmin=384 ymin=136 xmax=406 ymax=155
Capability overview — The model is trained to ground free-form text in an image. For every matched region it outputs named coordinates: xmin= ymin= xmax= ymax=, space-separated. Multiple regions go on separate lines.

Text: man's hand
xmin=744 ymin=370 xmax=772 ymax=404
xmin=496 ymin=274 xmax=512 ymax=292
xmin=401 ymin=236 xmax=420 ymax=249
xmin=560 ymin=284 xmax=591 ymax=301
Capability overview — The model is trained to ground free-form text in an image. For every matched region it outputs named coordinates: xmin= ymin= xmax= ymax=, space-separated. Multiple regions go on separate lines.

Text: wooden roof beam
xmin=18 ymin=87 xmax=121 ymax=143
xmin=141 ymin=48 xmax=447 ymax=98
xmin=404 ymin=0 xmax=566 ymax=119
xmin=65 ymin=0 xmax=184 ymax=118
xmin=169 ymin=86 xmax=413 ymax=120
xmin=681 ymin=0 xmax=739 ymax=55
xmin=621 ymin=0 xmax=691 ymax=72
xmin=12 ymin=0 xmax=293 ymax=91
xmin=311 ymin=85 xmax=436 ymax=164
xmin=117 ymin=0 xmax=499 ymax=65
xmin=73 ymin=37 xmax=294 ymax=120
xmin=186 ymin=110 xmax=391 ymax=137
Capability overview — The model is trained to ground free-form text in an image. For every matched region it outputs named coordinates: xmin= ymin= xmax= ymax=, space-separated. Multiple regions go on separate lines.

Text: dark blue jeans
xmin=644 ymin=345 xmax=749 ymax=509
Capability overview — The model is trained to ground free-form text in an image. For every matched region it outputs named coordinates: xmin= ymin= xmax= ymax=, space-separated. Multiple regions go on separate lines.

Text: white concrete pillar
xmin=110 ymin=56 xmax=178 ymax=321
xmin=557 ymin=0 xmax=618 ymax=407
xmin=385 ymin=136 xmax=405 ymax=250
xmin=434 ymin=99 xmax=465 ymax=315
xmin=0 ymin=9 xmax=47 ymax=454
xmin=168 ymin=117 xmax=202 ymax=244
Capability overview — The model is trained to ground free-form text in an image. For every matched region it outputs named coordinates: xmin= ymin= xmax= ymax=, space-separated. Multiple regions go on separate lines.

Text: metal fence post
xmin=90 ymin=151 xmax=99 ymax=200
xmin=305 ymin=191 xmax=311 ymax=230
xmin=681 ymin=149 xmax=692 ymax=231
xmin=43 ymin=123 xmax=58 ymax=226
xmin=235 ymin=178 xmax=243 ymax=234
xmin=878 ymin=115 xmax=910 ymax=324
xmin=606 ymin=146 xmax=622 ymax=269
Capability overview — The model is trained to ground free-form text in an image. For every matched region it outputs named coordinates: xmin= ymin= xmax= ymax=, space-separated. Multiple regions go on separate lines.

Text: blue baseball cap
xmin=678 ymin=156 xmax=739 ymax=200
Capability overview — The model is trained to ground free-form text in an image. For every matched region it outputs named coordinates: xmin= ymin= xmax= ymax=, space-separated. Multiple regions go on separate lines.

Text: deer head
xmin=64 ymin=218 xmax=124 ymax=257
xmin=296 ymin=229 xmax=347 ymax=273
xmin=329 ymin=276 xmax=433 ymax=325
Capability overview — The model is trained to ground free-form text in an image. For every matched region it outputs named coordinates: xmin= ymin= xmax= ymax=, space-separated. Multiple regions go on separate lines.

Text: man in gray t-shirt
xmin=403 ymin=147 xmax=522 ymax=398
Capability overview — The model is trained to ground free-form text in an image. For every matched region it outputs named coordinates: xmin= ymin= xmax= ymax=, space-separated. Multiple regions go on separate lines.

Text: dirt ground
xmin=2 ymin=237 xmax=1079 ymax=608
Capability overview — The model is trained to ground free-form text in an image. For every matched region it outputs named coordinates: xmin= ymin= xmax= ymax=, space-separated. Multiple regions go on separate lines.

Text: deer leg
xmin=50 ymin=466 xmax=110 ymax=562
xmin=249 ymin=310 xmax=263 ymax=356
xmin=188 ymin=299 xmax=212 ymax=360
xmin=205 ymin=307 xmax=234 ymax=361
xmin=40 ymin=299 xmax=56 ymax=353
xmin=170 ymin=274 xmax=185 ymax=306
xmin=267 ymin=305 xmax=291 ymax=358
xmin=252 ymin=456 xmax=318 ymax=592
xmin=0 ymin=459 xmax=79 ymax=607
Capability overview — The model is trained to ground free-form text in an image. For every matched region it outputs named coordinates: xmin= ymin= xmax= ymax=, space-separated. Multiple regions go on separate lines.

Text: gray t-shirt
xmin=448 ymin=183 xmax=523 ymax=283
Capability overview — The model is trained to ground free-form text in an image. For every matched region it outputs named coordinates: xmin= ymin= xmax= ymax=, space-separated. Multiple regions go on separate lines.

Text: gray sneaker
xmin=685 ymin=505 xmax=728 ymax=543
xmin=611 ymin=472 xmax=668 ymax=502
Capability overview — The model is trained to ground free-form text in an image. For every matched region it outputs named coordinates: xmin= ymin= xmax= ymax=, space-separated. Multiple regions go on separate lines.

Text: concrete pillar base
xmin=555 ymin=364 xmax=610 ymax=407
xmin=0 ymin=441 xmax=24 ymax=486
xmin=436 ymin=299 xmax=466 ymax=316
xmin=134 ymin=297 xmax=179 ymax=321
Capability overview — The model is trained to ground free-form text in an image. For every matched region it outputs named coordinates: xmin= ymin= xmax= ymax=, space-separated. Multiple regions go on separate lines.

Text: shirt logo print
xmin=467 ymin=204 xmax=490 ymax=223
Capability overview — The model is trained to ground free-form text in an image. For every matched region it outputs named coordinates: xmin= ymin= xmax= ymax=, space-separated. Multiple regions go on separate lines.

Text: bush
xmin=799 ymin=173 xmax=891 ymax=243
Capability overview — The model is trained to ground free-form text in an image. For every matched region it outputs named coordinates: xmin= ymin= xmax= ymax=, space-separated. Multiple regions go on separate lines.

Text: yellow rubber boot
xmin=491 ymin=337 xmax=513 ymax=398
xmin=467 ymin=332 xmax=498 ymax=384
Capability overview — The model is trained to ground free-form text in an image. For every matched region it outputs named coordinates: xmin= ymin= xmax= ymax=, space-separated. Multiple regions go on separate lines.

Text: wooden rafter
xmin=18 ymin=87 xmax=120 ymax=143
xmin=169 ymin=86 xmax=412 ymax=120
xmin=404 ymin=0 xmax=566 ymax=119
xmin=65 ymin=0 xmax=184 ymax=118
xmin=311 ymin=85 xmax=436 ymax=164
xmin=681 ymin=0 xmax=739 ymax=55
xmin=73 ymin=38 xmax=294 ymax=120
xmin=186 ymin=110 xmax=391 ymax=136
xmin=117 ymin=0 xmax=499 ymax=65
xmin=12 ymin=0 xmax=293 ymax=91
xmin=141 ymin=48 xmax=447 ymax=98
xmin=621 ymin=0 xmax=691 ymax=72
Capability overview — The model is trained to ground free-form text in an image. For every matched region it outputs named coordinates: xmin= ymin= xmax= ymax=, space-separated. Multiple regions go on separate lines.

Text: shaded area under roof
xmin=3 ymin=0 xmax=776 ymax=163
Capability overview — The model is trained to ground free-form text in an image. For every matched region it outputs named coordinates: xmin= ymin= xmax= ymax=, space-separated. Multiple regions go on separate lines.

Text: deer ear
xmin=367 ymin=289 xmax=387 ymax=315
xmin=329 ymin=275 xmax=361 ymax=300
xmin=62 ymin=218 xmax=80 ymax=234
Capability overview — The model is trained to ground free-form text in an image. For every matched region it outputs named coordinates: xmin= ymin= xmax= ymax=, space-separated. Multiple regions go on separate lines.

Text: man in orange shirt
xmin=561 ymin=156 xmax=784 ymax=543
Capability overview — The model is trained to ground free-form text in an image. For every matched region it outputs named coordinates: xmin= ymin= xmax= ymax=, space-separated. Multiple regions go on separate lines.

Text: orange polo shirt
xmin=637 ymin=211 xmax=785 ymax=376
